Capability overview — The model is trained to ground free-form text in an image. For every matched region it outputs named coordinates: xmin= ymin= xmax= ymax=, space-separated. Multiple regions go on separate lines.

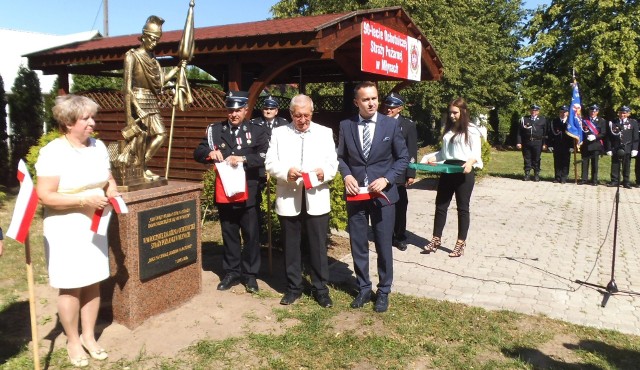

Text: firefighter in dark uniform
xmin=606 ymin=106 xmax=639 ymax=189
xmin=547 ymin=105 xmax=574 ymax=184
xmin=194 ymin=91 xmax=269 ymax=293
xmin=579 ymin=104 xmax=607 ymax=185
xmin=383 ymin=92 xmax=416 ymax=252
xmin=250 ymin=95 xmax=289 ymax=244
xmin=516 ymin=105 xmax=548 ymax=181
xmin=250 ymin=95 xmax=289 ymax=137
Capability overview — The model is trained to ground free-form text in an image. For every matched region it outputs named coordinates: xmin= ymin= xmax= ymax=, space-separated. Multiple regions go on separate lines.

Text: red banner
xmin=361 ymin=20 xmax=421 ymax=81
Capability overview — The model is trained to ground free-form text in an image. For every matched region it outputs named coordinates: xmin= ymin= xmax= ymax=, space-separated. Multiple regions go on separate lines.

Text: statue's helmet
xmin=142 ymin=15 xmax=164 ymax=37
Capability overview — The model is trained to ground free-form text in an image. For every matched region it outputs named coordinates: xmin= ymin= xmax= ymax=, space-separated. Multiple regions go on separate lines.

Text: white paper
xmin=215 ymin=161 xmax=246 ymax=197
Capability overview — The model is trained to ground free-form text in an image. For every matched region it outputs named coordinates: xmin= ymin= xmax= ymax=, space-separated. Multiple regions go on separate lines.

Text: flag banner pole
xmin=267 ymin=173 xmax=273 ymax=276
xmin=25 ymin=235 xmax=41 ymax=370
xmin=574 ymin=140 xmax=578 ymax=184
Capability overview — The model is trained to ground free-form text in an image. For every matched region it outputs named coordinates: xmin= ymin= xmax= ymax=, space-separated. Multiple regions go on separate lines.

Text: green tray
xmin=409 ymin=162 xmax=464 ymax=173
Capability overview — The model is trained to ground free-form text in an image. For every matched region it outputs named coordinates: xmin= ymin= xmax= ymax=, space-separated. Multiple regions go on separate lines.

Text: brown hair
xmin=52 ymin=95 xmax=99 ymax=133
xmin=353 ymin=81 xmax=377 ymax=97
xmin=444 ymin=97 xmax=471 ymax=145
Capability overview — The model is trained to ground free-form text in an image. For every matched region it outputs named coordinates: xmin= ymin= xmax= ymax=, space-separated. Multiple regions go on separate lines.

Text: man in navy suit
xmin=337 ymin=81 xmax=409 ymax=313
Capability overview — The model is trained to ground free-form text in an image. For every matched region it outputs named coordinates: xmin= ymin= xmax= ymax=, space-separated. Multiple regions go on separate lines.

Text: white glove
xmin=587 ymin=134 xmax=596 ymax=141
xmin=569 ymin=148 xmax=574 ymax=153
xmin=633 ymin=150 xmax=638 ymax=157
xmin=607 ymin=151 xmax=613 ymax=156
xmin=548 ymin=147 xmax=554 ymax=153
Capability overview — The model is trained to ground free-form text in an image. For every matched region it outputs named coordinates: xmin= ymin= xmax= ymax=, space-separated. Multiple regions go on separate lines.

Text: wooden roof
xmin=27 ymin=6 xmax=443 ymax=106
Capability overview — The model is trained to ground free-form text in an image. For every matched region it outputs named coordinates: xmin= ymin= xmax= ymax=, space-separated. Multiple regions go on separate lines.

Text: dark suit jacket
xmin=580 ymin=116 xmax=606 ymax=153
xmin=194 ymin=120 xmax=269 ymax=208
xmin=395 ymin=115 xmax=417 ymax=183
xmin=337 ymin=113 xmax=409 ymax=205
xmin=606 ymin=118 xmax=640 ymax=154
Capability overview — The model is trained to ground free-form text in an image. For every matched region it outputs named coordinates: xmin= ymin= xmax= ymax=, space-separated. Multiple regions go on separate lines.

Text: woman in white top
xmin=421 ymin=97 xmax=483 ymax=257
xmin=36 ymin=95 xmax=119 ymax=367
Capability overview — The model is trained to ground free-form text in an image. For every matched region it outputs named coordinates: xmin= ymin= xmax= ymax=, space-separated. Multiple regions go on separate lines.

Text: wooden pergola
xmin=26 ymin=6 xmax=443 ymax=182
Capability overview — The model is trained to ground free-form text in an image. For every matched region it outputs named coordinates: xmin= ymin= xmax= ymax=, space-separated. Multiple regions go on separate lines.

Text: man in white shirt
xmin=265 ymin=94 xmax=338 ymax=308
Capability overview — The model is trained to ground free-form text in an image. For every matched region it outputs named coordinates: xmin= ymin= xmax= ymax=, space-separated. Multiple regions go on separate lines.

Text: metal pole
xmin=103 ymin=0 xmax=108 ymax=37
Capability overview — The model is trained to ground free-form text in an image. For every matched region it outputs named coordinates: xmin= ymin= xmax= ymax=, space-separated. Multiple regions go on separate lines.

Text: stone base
xmin=103 ymin=181 xmax=203 ymax=329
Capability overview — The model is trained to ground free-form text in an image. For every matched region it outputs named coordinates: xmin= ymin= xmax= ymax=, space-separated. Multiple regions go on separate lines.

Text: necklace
xmin=64 ymin=134 xmax=89 ymax=151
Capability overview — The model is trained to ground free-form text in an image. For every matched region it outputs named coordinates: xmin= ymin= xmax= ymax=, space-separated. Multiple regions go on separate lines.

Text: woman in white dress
xmin=35 ymin=95 xmax=119 ymax=367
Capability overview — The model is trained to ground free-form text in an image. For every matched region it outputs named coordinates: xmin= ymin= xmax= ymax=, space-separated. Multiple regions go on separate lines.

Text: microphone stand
xmin=575 ymin=149 xmax=639 ymax=307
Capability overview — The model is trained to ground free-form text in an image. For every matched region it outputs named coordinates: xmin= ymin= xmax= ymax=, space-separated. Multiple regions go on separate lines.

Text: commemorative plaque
xmin=138 ymin=199 xmax=198 ymax=280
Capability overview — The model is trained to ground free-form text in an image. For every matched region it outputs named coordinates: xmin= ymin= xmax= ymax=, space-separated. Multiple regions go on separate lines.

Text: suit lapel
xmin=349 ymin=118 xmax=366 ymax=160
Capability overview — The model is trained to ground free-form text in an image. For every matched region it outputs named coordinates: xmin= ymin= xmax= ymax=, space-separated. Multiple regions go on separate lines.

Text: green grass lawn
xmin=486 ymin=149 xmax=616 ymax=184
xmin=2 ymin=150 xmax=640 ymax=369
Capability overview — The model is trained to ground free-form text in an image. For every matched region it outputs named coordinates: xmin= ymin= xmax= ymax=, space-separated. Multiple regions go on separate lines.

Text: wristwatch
xmin=242 ymin=156 xmax=247 ymax=162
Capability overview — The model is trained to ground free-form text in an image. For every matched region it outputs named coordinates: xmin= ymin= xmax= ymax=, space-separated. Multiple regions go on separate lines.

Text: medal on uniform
xmin=246 ymin=132 xmax=252 ymax=144
xmin=242 ymin=125 xmax=247 ymax=132
xmin=220 ymin=143 xmax=226 ymax=149
xmin=236 ymin=137 xmax=242 ymax=150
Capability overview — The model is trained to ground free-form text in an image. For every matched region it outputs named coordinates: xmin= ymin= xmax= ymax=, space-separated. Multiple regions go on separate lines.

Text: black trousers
xmin=553 ymin=148 xmax=570 ymax=181
xmin=218 ymin=204 xmax=260 ymax=277
xmin=393 ymin=184 xmax=408 ymax=242
xmin=635 ymin=157 xmax=640 ymax=185
xmin=522 ymin=140 xmax=543 ymax=173
xmin=433 ymin=170 xmax=475 ymax=240
xmin=581 ymin=151 xmax=600 ymax=182
xmin=346 ymin=200 xmax=395 ymax=295
xmin=279 ymin=205 xmax=330 ymax=295
xmin=611 ymin=153 xmax=631 ymax=184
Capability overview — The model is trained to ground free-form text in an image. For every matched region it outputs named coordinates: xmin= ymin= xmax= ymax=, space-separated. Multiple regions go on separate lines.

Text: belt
xmin=528 ymin=137 xmax=543 ymax=141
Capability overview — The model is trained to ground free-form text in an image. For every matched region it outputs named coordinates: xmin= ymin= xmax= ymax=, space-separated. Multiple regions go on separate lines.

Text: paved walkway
xmin=331 ymin=176 xmax=640 ymax=335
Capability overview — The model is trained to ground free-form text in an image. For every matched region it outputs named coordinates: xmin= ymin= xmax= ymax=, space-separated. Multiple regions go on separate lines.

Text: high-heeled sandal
xmin=449 ymin=240 xmax=466 ymax=257
xmin=80 ymin=335 xmax=109 ymax=361
xmin=421 ymin=236 xmax=441 ymax=254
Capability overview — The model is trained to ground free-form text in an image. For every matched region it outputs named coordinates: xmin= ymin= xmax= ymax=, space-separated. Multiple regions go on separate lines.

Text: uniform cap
xmin=225 ymin=91 xmax=249 ymax=109
xmin=530 ymin=104 xmax=541 ymax=110
xmin=384 ymin=92 xmax=405 ymax=108
xmin=262 ymin=95 xmax=278 ymax=109
xmin=559 ymin=105 xmax=569 ymax=112
xmin=588 ymin=104 xmax=600 ymax=111
xmin=618 ymin=106 xmax=631 ymax=113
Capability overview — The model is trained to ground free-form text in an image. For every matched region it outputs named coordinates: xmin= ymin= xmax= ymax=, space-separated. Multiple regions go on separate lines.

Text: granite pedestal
xmin=103 ymin=181 xmax=203 ymax=329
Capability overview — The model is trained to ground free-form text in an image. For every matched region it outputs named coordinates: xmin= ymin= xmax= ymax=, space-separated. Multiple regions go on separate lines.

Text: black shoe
xmin=374 ymin=293 xmax=389 ymax=313
xmin=607 ymin=182 xmax=619 ymax=187
xmin=553 ymin=179 xmax=559 ymax=183
xmin=394 ymin=239 xmax=408 ymax=251
xmin=350 ymin=290 xmax=372 ymax=308
xmin=280 ymin=290 xmax=302 ymax=305
xmin=314 ymin=292 xmax=333 ymax=308
xmin=623 ymin=183 xmax=632 ymax=189
xmin=244 ymin=276 xmax=259 ymax=294
xmin=217 ymin=274 xmax=240 ymax=291
xmin=560 ymin=180 xmax=566 ymax=184
xmin=578 ymin=180 xmax=587 ymax=185
xmin=591 ymin=182 xmax=598 ymax=186
xmin=523 ymin=174 xmax=530 ymax=181
xmin=534 ymin=174 xmax=540 ymax=182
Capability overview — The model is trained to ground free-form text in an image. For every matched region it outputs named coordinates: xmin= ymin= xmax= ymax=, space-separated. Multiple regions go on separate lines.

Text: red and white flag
xmin=7 ymin=160 xmax=39 ymax=244
xmin=301 ymin=171 xmax=321 ymax=190
xmin=90 ymin=196 xmax=128 ymax=235
xmin=346 ymin=187 xmax=390 ymax=204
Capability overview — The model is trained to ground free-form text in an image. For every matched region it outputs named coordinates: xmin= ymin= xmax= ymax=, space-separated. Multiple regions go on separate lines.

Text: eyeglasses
xmin=291 ymin=113 xmax=312 ymax=119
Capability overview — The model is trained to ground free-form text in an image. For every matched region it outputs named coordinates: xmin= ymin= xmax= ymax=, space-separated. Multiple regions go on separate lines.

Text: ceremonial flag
xmin=566 ymin=80 xmax=584 ymax=146
xmin=7 ymin=160 xmax=38 ymax=244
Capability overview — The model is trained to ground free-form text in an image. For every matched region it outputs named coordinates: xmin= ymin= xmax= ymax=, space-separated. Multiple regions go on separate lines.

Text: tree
xmin=522 ymin=0 xmax=640 ymax=119
xmin=71 ymin=74 xmax=121 ymax=93
xmin=271 ymin=0 xmax=527 ymax=144
xmin=8 ymin=65 xmax=43 ymax=185
xmin=0 ymin=74 xmax=9 ymax=185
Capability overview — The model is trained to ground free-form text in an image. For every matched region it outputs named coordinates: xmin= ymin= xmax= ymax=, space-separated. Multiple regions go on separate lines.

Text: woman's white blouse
xmin=429 ymin=126 xmax=483 ymax=169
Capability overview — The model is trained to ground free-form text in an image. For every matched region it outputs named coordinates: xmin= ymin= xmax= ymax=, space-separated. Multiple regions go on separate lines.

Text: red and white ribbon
xmin=346 ymin=187 xmax=390 ymax=204
xmin=90 ymin=196 xmax=128 ymax=235
xmin=301 ymin=171 xmax=321 ymax=190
